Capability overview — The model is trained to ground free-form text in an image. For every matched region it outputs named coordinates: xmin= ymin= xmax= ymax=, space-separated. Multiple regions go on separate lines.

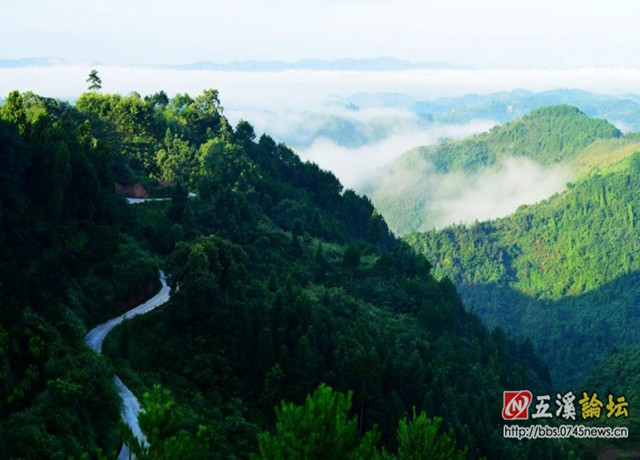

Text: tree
xmin=146 ymin=90 xmax=169 ymax=109
xmin=253 ymin=383 xmax=380 ymax=459
xmin=343 ymin=245 xmax=361 ymax=281
xmin=156 ymin=130 xmax=196 ymax=184
xmin=396 ymin=409 xmax=467 ymax=460
xmin=86 ymin=69 xmax=102 ymax=92
xmin=120 ymin=384 xmax=209 ymax=459
xmin=235 ymin=119 xmax=257 ymax=148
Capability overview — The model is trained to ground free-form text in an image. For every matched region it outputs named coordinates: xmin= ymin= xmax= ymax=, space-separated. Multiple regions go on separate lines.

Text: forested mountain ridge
xmin=405 ymin=150 xmax=640 ymax=389
xmin=0 ymin=89 xmax=575 ymax=458
xmin=397 ymin=105 xmax=622 ymax=174
xmin=369 ymin=105 xmax=640 ymax=234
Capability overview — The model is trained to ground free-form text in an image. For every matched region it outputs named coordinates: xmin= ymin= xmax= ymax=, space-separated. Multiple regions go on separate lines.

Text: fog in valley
xmin=372 ymin=156 xmax=571 ymax=231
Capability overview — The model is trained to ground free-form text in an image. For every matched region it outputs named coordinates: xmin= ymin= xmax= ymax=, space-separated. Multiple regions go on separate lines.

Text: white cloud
xmin=428 ymin=158 xmax=571 ymax=228
xmin=372 ymin=154 xmax=571 ymax=232
xmin=296 ymin=118 xmax=496 ymax=191
xmin=4 ymin=66 xmax=640 ymax=105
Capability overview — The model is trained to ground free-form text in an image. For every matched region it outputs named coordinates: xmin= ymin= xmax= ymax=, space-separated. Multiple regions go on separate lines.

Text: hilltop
xmin=368 ymin=105 xmax=640 ymax=233
xmin=419 ymin=105 xmax=622 ymax=172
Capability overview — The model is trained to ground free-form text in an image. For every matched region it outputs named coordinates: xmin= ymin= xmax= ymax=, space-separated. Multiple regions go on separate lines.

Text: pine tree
xmin=86 ymin=69 xmax=102 ymax=92
xmin=253 ymin=383 xmax=380 ymax=459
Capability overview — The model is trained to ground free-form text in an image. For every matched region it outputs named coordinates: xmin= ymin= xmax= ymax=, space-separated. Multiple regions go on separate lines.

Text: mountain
xmin=368 ymin=105 xmax=640 ymax=233
xmin=230 ymin=89 xmax=640 ymax=155
xmin=404 ymin=149 xmax=640 ymax=389
xmin=404 ymin=105 xmax=622 ymax=173
xmin=0 ymin=90 xmax=572 ymax=458
xmin=342 ymin=88 xmax=640 ymax=132
xmin=170 ymin=57 xmax=455 ymax=72
xmin=414 ymin=88 xmax=640 ymax=129
xmin=0 ymin=57 xmax=66 ymax=67
xmin=0 ymin=57 xmax=102 ymax=68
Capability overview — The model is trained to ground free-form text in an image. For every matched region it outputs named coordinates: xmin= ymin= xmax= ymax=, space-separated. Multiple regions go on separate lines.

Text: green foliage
xmin=121 ymin=384 xmax=210 ymax=459
xmin=0 ymin=91 xmax=159 ymax=456
xmin=86 ymin=69 xmax=102 ymax=92
xmin=583 ymin=346 xmax=640 ymax=431
xmin=156 ymin=129 xmax=196 ymax=184
xmin=406 ymin=153 xmax=640 ymax=387
xmin=106 ymin=197 xmax=555 ymax=459
xmin=371 ymin=105 xmax=630 ymax=234
xmin=0 ymin=88 xmax=569 ymax=458
xmin=424 ymin=105 xmax=621 ymax=173
xmin=197 ymin=137 xmax=259 ymax=197
xmin=253 ymin=383 xmax=380 ymax=460
xmin=396 ymin=409 xmax=467 ymax=460
xmin=1 ymin=310 xmax=121 ymax=458
xmin=99 ymin=87 xmax=566 ymax=456
xmin=253 ymin=387 xmax=471 ymax=460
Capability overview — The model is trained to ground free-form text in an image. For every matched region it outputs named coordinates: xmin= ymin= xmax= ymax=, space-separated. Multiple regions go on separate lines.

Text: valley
xmin=386 ymin=105 xmax=640 ymax=437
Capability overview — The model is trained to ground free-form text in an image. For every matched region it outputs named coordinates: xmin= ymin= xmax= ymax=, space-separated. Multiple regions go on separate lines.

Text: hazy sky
xmin=2 ymin=0 xmax=640 ymax=68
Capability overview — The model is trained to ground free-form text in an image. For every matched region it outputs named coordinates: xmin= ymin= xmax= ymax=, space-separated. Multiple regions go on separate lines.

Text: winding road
xmin=85 ymin=270 xmax=171 ymax=459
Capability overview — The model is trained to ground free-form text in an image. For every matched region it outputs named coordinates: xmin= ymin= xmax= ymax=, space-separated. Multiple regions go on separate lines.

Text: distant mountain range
xmin=0 ymin=57 xmax=101 ymax=68
xmin=340 ymin=88 xmax=640 ymax=132
xmin=0 ymin=57 xmax=455 ymax=71
xmin=242 ymin=89 xmax=640 ymax=153
xmin=168 ymin=57 xmax=455 ymax=71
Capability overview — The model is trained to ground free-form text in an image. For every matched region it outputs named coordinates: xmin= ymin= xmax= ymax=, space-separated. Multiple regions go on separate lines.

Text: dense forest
xmin=0 ymin=85 xmax=594 ymax=458
xmin=0 ymin=91 xmax=158 ymax=456
xmin=407 ymin=105 xmax=622 ymax=173
xmin=405 ymin=148 xmax=640 ymax=392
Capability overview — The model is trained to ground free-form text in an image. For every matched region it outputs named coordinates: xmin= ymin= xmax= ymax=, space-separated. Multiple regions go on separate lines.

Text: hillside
xmin=0 ymin=92 xmax=159 ymax=458
xmin=583 ymin=345 xmax=640 ymax=433
xmin=90 ymin=90 xmax=559 ymax=458
xmin=0 ymin=90 xmax=574 ymax=458
xmin=368 ymin=105 xmax=640 ymax=233
xmin=412 ymin=105 xmax=622 ymax=173
xmin=405 ymin=151 xmax=640 ymax=388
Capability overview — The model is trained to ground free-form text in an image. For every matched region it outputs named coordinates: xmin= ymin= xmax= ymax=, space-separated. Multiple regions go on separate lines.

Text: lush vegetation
xmin=405 ymin=150 xmax=640 ymax=389
xmin=0 ymin=85 xmax=582 ymax=458
xmin=0 ymin=91 xmax=159 ymax=458
xmin=402 ymin=105 xmax=621 ymax=173
xmin=92 ymin=88 xmax=564 ymax=458
xmin=252 ymin=383 xmax=467 ymax=459
xmin=369 ymin=105 xmax=639 ymax=234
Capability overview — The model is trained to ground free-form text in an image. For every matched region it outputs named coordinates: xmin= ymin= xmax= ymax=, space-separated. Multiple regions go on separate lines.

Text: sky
xmin=2 ymin=0 xmax=640 ymax=68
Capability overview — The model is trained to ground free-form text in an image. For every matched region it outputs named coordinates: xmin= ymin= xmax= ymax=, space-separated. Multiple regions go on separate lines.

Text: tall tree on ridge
xmin=86 ymin=69 xmax=102 ymax=92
